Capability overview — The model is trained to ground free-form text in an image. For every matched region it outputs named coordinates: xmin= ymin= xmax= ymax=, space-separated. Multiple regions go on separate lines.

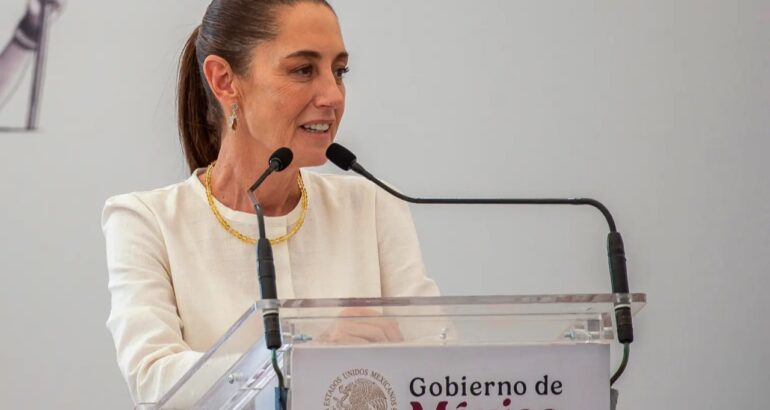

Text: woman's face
xmin=236 ymin=3 xmax=348 ymax=167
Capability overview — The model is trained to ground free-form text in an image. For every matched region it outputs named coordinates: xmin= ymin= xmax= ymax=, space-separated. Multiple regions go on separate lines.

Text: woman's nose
xmin=314 ymin=72 xmax=344 ymax=109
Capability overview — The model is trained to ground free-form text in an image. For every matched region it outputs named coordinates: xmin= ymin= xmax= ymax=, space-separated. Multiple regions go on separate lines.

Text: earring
xmin=228 ymin=103 xmax=239 ymax=131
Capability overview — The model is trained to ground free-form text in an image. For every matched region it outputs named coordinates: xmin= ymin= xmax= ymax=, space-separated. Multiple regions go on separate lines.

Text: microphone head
xmin=269 ymin=147 xmax=293 ymax=171
xmin=326 ymin=143 xmax=357 ymax=171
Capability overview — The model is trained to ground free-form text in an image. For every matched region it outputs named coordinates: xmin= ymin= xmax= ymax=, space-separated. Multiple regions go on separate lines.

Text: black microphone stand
xmin=326 ymin=143 xmax=634 ymax=386
xmin=246 ymin=193 xmax=287 ymax=410
xmin=246 ymin=148 xmax=294 ymax=410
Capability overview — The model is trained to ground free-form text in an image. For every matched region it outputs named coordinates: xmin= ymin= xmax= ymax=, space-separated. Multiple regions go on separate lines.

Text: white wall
xmin=1 ymin=0 xmax=768 ymax=408
xmin=0 ymin=1 xmax=206 ymax=407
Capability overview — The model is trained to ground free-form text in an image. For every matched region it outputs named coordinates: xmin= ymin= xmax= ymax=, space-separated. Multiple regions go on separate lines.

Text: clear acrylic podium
xmin=138 ymin=293 xmax=645 ymax=410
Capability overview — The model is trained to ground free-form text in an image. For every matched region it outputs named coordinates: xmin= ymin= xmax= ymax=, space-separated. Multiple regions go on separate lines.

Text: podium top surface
xmin=253 ymin=293 xmax=646 ymax=317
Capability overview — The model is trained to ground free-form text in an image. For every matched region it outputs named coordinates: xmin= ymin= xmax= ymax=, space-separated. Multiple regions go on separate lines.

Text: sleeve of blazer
xmin=374 ymin=185 xmax=440 ymax=299
xmin=102 ymin=193 xmax=203 ymax=404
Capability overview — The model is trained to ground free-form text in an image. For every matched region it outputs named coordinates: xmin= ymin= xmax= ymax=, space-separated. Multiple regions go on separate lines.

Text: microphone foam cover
xmin=326 ymin=143 xmax=357 ymax=171
xmin=270 ymin=147 xmax=293 ymax=171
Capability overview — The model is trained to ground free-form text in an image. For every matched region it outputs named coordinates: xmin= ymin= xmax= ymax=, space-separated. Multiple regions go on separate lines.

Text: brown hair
xmin=177 ymin=0 xmax=335 ymax=172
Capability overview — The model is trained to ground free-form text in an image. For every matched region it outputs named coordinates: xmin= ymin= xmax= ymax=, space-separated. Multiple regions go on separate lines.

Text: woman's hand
xmin=318 ymin=307 xmax=403 ymax=344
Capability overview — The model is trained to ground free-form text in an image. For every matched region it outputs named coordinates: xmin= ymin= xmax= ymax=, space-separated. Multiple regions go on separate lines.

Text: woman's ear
xmin=202 ymin=55 xmax=239 ymax=107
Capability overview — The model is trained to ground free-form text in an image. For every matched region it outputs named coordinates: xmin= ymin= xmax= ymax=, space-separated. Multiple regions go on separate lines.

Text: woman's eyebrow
xmin=284 ymin=50 xmax=349 ymax=62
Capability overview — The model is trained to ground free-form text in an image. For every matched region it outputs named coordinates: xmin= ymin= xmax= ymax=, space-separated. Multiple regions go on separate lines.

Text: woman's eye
xmin=334 ymin=66 xmax=350 ymax=81
xmin=293 ymin=65 xmax=313 ymax=77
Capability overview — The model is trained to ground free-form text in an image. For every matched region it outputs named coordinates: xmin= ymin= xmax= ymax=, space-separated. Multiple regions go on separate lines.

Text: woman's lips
xmin=298 ymin=120 xmax=333 ymax=137
xmin=298 ymin=125 xmax=332 ymax=138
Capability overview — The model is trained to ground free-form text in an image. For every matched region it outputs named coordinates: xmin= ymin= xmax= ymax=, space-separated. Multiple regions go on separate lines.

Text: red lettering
xmin=409 ymin=402 xmax=449 ymax=410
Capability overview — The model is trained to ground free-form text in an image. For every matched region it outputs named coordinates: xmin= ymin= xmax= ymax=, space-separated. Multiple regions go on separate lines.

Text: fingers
xmin=345 ymin=322 xmax=391 ymax=342
xmin=318 ymin=324 xmax=374 ymax=344
xmin=337 ymin=307 xmax=403 ymax=342
xmin=316 ymin=308 xmax=405 ymax=344
xmin=338 ymin=307 xmax=380 ymax=317
xmin=322 ymin=322 xmax=388 ymax=344
xmin=330 ymin=334 xmax=369 ymax=344
xmin=380 ymin=320 xmax=404 ymax=342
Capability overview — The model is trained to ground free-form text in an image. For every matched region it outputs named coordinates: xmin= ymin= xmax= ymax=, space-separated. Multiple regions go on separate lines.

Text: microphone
xmin=326 ymin=142 xmax=634 ymax=346
xmin=246 ymin=147 xmax=293 ymax=351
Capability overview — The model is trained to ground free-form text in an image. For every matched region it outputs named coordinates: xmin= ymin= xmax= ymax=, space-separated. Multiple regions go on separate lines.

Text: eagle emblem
xmin=333 ymin=378 xmax=389 ymax=410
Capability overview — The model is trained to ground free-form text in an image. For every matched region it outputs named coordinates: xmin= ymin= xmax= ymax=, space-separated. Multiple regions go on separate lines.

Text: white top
xmin=102 ymin=169 xmax=440 ymax=403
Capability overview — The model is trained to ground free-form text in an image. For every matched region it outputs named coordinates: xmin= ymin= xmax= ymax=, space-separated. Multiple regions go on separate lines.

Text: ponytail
xmin=177 ymin=26 xmax=220 ymax=173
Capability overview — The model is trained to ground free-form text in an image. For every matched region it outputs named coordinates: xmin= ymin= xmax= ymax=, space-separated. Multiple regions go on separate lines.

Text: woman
xmin=102 ymin=0 xmax=440 ymax=404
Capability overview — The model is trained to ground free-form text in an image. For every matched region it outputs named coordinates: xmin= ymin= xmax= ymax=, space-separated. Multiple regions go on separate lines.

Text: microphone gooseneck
xmin=246 ymin=147 xmax=294 ymax=351
xmin=325 ymin=142 xmax=634 ymax=345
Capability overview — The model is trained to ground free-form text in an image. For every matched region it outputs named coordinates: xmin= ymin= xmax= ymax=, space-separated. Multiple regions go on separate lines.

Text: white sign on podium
xmin=290 ymin=344 xmax=609 ymax=410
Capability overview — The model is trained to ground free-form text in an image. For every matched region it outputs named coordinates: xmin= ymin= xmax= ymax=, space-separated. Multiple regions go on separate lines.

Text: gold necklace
xmin=205 ymin=162 xmax=308 ymax=245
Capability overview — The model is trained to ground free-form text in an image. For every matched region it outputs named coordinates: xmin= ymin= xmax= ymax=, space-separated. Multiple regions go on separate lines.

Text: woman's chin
xmin=294 ymin=150 xmax=330 ymax=168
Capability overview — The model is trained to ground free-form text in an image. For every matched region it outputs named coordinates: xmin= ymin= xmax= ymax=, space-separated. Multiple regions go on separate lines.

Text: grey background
xmin=1 ymin=0 xmax=768 ymax=408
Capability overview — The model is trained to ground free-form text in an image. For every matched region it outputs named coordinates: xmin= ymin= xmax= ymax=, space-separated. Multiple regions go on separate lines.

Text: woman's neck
xmin=203 ymin=136 xmax=301 ymax=217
